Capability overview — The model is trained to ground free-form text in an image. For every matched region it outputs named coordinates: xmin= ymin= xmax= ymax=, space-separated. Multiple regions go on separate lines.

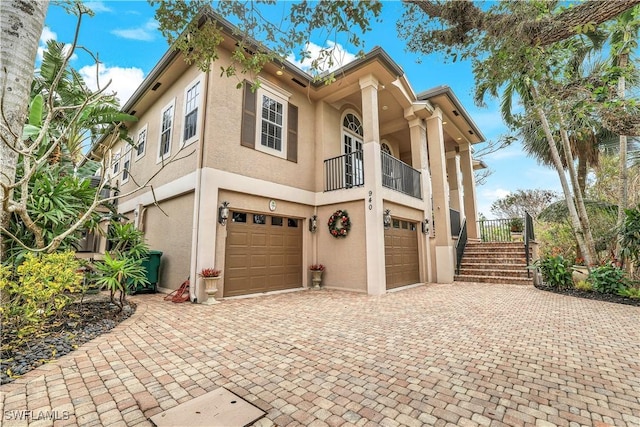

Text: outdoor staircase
xmin=454 ymin=241 xmax=532 ymax=285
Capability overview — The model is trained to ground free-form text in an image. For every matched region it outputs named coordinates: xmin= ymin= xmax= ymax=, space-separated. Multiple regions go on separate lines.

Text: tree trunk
xmin=0 ymin=0 xmax=50 ymax=260
xmin=530 ymin=88 xmax=595 ymax=266
xmin=615 ymin=54 xmax=629 ymax=261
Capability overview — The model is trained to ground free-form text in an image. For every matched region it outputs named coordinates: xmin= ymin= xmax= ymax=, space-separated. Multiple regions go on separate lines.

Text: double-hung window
xmin=122 ymin=152 xmax=131 ymax=183
xmin=112 ymin=150 xmax=121 ymax=175
xmin=136 ymin=125 xmax=147 ymax=160
xmin=260 ymin=94 xmax=284 ymax=152
xmin=183 ymin=79 xmax=201 ymax=145
xmin=158 ymin=100 xmax=175 ymax=162
xmin=241 ymin=79 xmax=298 ymax=162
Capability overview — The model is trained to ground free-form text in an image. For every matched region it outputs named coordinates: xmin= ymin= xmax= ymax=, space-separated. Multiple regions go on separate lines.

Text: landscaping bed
xmin=0 ymin=294 xmax=135 ymax=385
xmin=534 ymin=283 xmax=640 ymax=307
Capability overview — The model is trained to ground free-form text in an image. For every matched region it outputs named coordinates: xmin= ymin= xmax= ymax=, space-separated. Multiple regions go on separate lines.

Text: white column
xmin=408 ymin=117 xmax=433 ymax=283
xmin=459 ymin=143 xmax=480 ymax=240
xmin=359 ymin=75 xmax=386 ymax=295
xmin=446 ymin=151 xmax=464 ymax=224
xmin=426 ymin=108 xmax=454 ymax=283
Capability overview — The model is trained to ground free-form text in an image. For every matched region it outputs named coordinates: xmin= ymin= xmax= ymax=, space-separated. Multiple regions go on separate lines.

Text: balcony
xmin=324 ymin=151 xmax=364 ymax=191
xmin=381 ymin=152 xmax=421 ymax=199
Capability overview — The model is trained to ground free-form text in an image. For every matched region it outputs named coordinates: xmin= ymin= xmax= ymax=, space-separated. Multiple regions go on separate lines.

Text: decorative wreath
xmin=328 ymin=209 xmax=351 ymax=238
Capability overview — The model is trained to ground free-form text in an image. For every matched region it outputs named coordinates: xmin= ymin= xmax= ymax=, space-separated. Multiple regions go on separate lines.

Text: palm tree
xmin=609 ymin=6 xmax=640 ymax=259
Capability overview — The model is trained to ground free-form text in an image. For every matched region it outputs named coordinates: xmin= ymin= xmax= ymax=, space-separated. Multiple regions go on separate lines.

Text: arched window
xmin=342 ymin=112 xmax=364 ymax=187
xmin=381 ymin=142 xmax=392 ymax=155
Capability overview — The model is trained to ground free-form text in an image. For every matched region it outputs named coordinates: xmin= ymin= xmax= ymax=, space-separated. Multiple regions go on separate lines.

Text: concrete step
xmin=454 ymin=274 xmax=532 ymax=285
xmin=458 ymin=268 xmax=530 ymax=278
xmin=459 ymin=262 xmax=528 ymax=271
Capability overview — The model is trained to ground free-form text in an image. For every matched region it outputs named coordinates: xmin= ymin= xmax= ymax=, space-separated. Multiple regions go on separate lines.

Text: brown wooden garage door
xmin=384 ymin=219 xmax=420 ymax=289
xmin=224 ymin=211 xmax=302 ymax=297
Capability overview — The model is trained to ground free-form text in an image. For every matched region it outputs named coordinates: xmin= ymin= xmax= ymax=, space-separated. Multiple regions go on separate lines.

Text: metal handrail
xmin=524 ymin=211 xmax=534 ymax=277
xmin=455 ymin=218 xmax=468 ymax=275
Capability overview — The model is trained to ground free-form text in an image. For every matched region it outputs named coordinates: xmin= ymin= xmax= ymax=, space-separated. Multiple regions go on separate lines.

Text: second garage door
xmin=224 ymin=211 xmax=302 ymax=297
xmin=385 ymin=219 xmax=420 ymax=289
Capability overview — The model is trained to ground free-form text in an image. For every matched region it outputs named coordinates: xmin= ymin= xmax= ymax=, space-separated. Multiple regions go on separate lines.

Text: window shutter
xmin=241 ymin=80 xmax=256 ymax=148
xmin=287 ymin=103 xmax=298 ymax=163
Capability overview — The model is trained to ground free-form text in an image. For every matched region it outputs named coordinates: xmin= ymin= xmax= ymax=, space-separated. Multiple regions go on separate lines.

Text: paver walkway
xmin=1 ymin=283 xmax=638 ymax=427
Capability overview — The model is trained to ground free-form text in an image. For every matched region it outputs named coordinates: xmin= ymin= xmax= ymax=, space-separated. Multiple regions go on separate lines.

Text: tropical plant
xmin=509 ymin=218 xmax=524 ymax=233
xmin=534 ymin=255 xmax=574 ymax=290
xmin=95 ymin=221 xmax=149 ymax=310
xmin=574 ymin=280 xmax=593 ymax=292
xmin=618 ymin=286 xmax=640 ymax=299
xmin=0 ymin=252 xmax=82 ymax=343
xmin=588 ymin=263 xmax=629 ymax=295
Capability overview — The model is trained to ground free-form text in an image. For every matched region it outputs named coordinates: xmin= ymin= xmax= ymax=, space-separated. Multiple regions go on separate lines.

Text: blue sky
xmin=42 ymin=1 xmax=563 ymax=218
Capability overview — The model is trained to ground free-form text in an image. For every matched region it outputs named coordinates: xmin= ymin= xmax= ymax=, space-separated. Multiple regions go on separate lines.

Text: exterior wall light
xmin=218 ymin=201 xmax=230 ymax=226
xmin=422 ymin=218 xmax=430 ymax=234
xmin=309 ymin=215 xmax=318 ymax=233
xmin=383 ymin=209 xmax=392 ymax=230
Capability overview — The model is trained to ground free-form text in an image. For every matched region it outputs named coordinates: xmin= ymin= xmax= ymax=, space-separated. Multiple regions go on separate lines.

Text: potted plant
xmin=199 ymin=268 xmax=221 ymax=305
xmin=509 ymin=218 xmax=524 ymax=241
xmin=309 ymin=264 xmax=325 ymax=289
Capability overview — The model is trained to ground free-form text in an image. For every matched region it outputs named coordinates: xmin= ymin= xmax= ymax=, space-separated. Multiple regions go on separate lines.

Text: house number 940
xmin=368 ymin=190 xmax=373 ymax=210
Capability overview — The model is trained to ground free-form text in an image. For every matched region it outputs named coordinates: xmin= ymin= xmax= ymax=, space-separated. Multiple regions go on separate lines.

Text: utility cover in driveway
xmin=149 ymin=387 xmax=265 ymax=427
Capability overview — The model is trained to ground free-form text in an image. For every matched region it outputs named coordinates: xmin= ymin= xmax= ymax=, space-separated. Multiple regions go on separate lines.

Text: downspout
xmin=189 ymin=69 xmax=210 ymax=302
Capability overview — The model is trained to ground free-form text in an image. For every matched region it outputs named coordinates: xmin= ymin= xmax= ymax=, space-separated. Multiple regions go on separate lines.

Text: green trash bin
xmin=129 ymin=250 xmax=162 ymax=294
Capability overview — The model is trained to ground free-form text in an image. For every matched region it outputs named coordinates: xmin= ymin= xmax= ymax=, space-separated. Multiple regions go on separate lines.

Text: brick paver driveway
xmin=1 ymin=283 xmax=638 ymax=427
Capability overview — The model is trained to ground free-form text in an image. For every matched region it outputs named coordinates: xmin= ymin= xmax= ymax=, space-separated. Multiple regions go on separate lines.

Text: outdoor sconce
xmin=383 ymin=209 xmax=392 ymax=230
xmin=218 ymin=201 xmax=230 ymax=226
xmin=309 ymin=215 xmax=318 ymax=233
xmin=422 ymin=218 xmax=430 ymax=234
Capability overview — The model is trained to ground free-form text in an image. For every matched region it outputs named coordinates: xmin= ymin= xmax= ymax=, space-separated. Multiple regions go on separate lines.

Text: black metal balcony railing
xmin=478 ymin=217 xmax=524 ymax=242
xmin=324 ymin=150 xmax=364 ymax=191
xmin=381 ymin=152 xmax=421 ymax=199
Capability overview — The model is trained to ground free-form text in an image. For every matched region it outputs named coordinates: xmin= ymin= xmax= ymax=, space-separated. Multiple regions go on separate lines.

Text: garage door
xmin=385 ymin=219 xmax=420 ymax=289
xmin=224 ymin=211 xmax=302 ymax=297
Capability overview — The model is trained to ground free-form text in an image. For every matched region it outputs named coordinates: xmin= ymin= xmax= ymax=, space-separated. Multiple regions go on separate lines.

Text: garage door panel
xmin=385 ymin=221 xmax=420 ymax=289
xmin=225 ymin=211 xmax=302 ymax=297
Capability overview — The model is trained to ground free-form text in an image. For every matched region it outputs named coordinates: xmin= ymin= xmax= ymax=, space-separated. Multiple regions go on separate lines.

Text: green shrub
xmin=0 ymin=252 xmax=82 ymax=341
xmin=618 ymin=287 xmax=640 ymax=299
xmin=535 ymin=255 xmax=573 ymax=290
xmin=574 ymin=280 xmax=593 ymax=292
xmin=588 ymin=264 xmax=629 ymax=295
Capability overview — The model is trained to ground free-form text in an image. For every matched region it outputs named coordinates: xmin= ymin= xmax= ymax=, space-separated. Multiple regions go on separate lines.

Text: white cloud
xmin=111 ymin=19 xmax=159 ymax=42
xmin=287 ymin=41 xmax=357 ymax=74
xmin=484 ymin=144 xmax=526 ymax=161
xmin=477 ymin=187 xmax=511 ymax=219
xmin=37 ymin=27 xmax=78 ymax=63
xmin=84 ymin=1 xmax=112 ymax=13
xmin=78 ymin=64 xmax=145 ymax=106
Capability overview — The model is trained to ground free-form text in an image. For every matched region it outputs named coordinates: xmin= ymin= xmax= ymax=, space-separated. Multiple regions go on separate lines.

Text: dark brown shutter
xmin=287 ymin=103 xmax=298 ymax=163
xmin=240 ymin=80 xmax=256 ymax=149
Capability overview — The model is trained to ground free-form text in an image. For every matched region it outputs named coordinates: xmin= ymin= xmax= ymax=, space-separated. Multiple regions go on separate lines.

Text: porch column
xmin=426 ymin=108 xmax=454 ymax=283
xmin=459 ymin=143 xmax=480 ymax=240
xmin=408 ymin=117 xmax=433 ymax=283
xmin=446 ymin=151 xmax=463 ymax=220
xmin=360 ymin=75 xmax=386 ymax=295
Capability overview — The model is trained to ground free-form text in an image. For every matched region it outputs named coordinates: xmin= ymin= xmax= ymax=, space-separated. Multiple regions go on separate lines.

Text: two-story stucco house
xmin=104 ymin=10 xmax=485 ymax=302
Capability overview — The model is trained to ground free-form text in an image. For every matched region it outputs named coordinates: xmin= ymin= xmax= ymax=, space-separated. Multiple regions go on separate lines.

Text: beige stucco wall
xmin=115 ymin=66 xmax=203 ymax=205
xmin=201 ymin=50 xmax=317 ymax=192
xmin=316 ymin=201 xmax=367 ymax=293
xmin=144 ymin=192 xmax=194 ymax=291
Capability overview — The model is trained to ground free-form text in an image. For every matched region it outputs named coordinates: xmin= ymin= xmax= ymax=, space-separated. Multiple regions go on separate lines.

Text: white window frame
xmin=135 ymin=124 xmax=148 ymax=161
xmin=121 ymin=150 xmax=131 ymax=184
xmin=157 ymin=99 xmax=176 ymax=163
xmin=182 ymin=76 xmax=203 ymax=147
xmin=112 ymin=149 xmax=121 ymax=176
xmin=254 ymin=80 xmax=290 ymax=160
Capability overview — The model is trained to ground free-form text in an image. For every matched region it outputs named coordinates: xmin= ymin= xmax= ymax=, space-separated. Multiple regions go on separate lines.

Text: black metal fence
xmin=324 ymin=150 xmax=364 ymax=191
xmin=455 ymin=219 xmax=468 ymax=275
xmin=478 ymin=217 xmax=524 ymax=242
xmin=381 ymin=152 xmax=421 ymax=199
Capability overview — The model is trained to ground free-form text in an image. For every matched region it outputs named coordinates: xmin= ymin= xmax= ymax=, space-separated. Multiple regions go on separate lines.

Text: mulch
xmin=534 ymin=283 xmax=640 ymax=307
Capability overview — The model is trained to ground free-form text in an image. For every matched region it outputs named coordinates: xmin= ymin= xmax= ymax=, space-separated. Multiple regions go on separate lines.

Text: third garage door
xmin=385 ymin=219 xmax=420 ymax=289
xmin=224 ymin=211 xmax=302 ymax=297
